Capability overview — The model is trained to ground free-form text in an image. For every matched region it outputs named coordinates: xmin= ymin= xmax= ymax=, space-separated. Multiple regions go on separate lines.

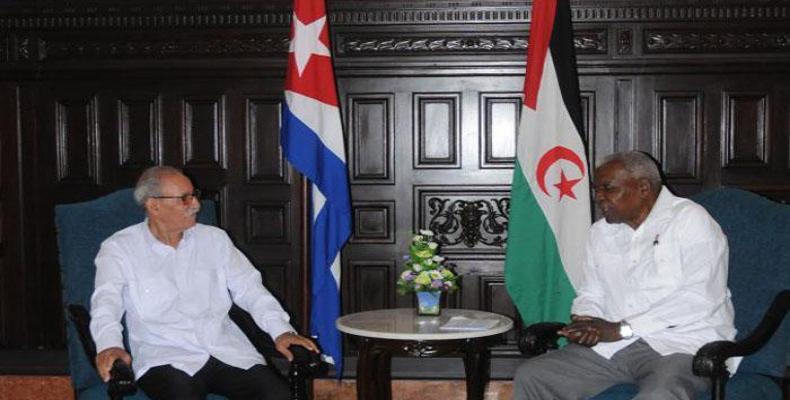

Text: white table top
xmin=336 ymin=308 xmax=513 ymax=340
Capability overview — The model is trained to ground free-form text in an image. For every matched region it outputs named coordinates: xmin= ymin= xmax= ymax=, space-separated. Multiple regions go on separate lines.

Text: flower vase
xmin=415 ymin=290 xmax=442 ymax=316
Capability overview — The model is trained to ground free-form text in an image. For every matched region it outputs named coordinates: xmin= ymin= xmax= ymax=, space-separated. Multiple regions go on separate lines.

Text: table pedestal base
xmin=355 ymin=337 xmax=491 ymax=400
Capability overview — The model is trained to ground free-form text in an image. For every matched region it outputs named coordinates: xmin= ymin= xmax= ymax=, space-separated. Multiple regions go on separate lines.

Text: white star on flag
xmin=289 ymin=14 xmax=331 ymax=76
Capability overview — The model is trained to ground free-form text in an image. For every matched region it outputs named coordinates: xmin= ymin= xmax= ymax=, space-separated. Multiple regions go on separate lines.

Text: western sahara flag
xmin=504 ymin=0 xmax=591 ymax=325
xmin=281 ymin=0 xmax=351 ymax=374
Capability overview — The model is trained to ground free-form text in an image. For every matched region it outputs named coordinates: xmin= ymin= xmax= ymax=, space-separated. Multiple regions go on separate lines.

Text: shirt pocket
xmin=637 ymin=242 xmax=681 ymax=301
xmin=178 ymin=268 xmax=219 ymax=316
xmin=130 ymin=274 xmax=179 ymax=323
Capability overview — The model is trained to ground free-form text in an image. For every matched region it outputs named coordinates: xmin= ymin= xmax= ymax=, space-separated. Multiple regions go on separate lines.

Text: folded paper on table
xmin=440 ymin=316 xmax=499 ymax=331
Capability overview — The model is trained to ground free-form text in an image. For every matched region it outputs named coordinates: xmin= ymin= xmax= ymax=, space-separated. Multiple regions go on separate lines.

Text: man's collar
xmin=639 ymin=186 xmax=675 ymax=229
xmin=142 ymin=219 xmax=196 ymax=254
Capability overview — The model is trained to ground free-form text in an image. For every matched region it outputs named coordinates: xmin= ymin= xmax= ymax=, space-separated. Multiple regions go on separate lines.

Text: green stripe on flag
xmin=505 ymin=160 xmax=576 ymax=325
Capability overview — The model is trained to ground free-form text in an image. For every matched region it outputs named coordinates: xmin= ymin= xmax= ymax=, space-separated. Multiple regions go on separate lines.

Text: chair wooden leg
xmin=711 ymin=375 xmax=727 ymax=400
xmin=289 ymin=364 xmax=309 ymax=400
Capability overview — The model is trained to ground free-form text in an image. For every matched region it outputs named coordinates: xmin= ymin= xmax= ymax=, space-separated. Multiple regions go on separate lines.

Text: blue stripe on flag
xmin=281 ymin=101 xmax=351 ymax=376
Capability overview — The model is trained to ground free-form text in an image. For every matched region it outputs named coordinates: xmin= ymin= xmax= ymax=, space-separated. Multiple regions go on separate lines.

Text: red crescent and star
xmin=535 ymin=146 xmax=586 ymax=200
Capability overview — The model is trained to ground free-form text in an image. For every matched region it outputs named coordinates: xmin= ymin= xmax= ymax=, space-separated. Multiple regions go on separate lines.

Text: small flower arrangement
xmin=397 ymin=229 xmax=458 ymax=294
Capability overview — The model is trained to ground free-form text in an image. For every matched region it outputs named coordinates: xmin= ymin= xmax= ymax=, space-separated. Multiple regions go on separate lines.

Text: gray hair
xmin=599 ymin=151 xmax=662 ymax=192
xmin=133 ymin=166 xmax=184 ymax=206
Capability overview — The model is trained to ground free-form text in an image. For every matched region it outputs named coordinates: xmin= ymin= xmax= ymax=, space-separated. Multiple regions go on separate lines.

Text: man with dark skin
xmin=558 ymin=156 xmax=659 ymax=346
xmin=513 ymin=151 xmax=736 ymax=400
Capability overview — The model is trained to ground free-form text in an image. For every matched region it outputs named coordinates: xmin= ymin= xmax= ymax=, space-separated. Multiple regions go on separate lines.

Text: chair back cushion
xmin=691 ymin=188 xmax=790 ymax=377
xmin=55 ymin=188 xmax=216 ymax=391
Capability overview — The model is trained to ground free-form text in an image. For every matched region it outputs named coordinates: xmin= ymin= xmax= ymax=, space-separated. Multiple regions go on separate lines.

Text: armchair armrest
xmin=67 ymin=304 xmax=137 ymax=399
xmin=518 ymin=322 xmax=565 ymax=357
xmin=693 ymin=290 xmax=789 ymax=379
xmin=228 ymin=304 xmax=329 ymax=377
xmin=67 ymin=304 xmax=98 ymax=368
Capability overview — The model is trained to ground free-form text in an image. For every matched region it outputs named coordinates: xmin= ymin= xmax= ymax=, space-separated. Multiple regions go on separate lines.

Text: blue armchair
xmin=518 ymin=187 xmax=789 ymax=400
xmin=55 ymin=188 xmax=327 ymax=400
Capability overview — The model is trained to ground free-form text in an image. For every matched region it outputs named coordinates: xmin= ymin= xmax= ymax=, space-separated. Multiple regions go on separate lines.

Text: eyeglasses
xmin=150 ymin=189 xmax=201 ymax=204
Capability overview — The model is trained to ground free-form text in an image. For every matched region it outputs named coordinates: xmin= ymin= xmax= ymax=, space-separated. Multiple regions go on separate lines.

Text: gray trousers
xmin=513 ymin=340 xmax=709 ymax=400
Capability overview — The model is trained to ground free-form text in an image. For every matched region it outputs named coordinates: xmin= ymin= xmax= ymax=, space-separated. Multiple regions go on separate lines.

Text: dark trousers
xmin=138 ymin=356 xmax=289 ymax=400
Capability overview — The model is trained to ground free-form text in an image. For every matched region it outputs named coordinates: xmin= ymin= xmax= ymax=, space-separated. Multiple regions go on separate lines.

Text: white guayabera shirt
xmin=90 ymin=222 xmax=295 ymax=379
xmin=572 ymin=187 xmax=738 ymax=370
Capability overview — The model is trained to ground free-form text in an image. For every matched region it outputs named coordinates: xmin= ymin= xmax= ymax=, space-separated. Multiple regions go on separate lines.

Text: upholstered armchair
xmin=518 ymin=188 xmax=789 ymax=400
xmin=56 ymin=188 xmax=328 ymax=400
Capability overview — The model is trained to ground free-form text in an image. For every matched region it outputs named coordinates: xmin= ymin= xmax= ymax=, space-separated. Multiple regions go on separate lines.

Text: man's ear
xmin=143 ymin=198 xmax=158 ymax=215
xmin=637 ymin=178 xmax=652 ymax=198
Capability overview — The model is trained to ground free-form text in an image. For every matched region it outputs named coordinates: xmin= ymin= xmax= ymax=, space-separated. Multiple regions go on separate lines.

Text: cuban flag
xmin=281 ymin=0 xmax=351 ymax=375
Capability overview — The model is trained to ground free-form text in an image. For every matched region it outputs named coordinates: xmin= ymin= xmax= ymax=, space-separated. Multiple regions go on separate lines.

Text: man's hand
xmin=274 ymin=332 xmax=319 ymax=361
xmin=95 ymin=347 xmax=132 ymax=382
xmin=558 ymin=315 xmax=623 ymax=347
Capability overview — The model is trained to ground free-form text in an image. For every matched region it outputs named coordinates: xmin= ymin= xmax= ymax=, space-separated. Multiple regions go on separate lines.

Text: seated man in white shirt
xmin=90 ymin=166 xmax=318 ymax=400
xmin=513 ymin=151 xmax=737 ymax=400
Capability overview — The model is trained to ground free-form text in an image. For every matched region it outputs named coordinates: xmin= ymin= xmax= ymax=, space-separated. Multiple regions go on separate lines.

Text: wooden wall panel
xmin=247 ymin=201 xmax=291 ymax=244
xmin=480 ymin=93 xmax=519 ymax=168
xmin=55 ymin=96 xmax=100 ymax=184
xmin=656 ymin=91 xmax=702 ymax=181
xmin=414 ymin=94 xmax=460 ymax=169
xmin=117 ymin=96 xmax=160 ymax=170
xmin=724 ymin=93 xmax=769 ymax=168
xmin=182 ymin=96 xmax=225 ymax=169
xmin=349 ymin=260 xmax=394 ymax=312
xmin=246 ymin=97 xmax=286 ymax=184
xmin=351 ymin=201 xmax=395 ymax=244
xmin=349 ymin=94 xmax=394 ymax=183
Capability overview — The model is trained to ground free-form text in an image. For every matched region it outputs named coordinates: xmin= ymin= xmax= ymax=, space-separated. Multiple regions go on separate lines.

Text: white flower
xmin=428 ymin=242 xmax=438 ymax=250
xmin=413 ymin=234 xmax=423 ymax=242
xmin=420 ymin=229 xmax=434 ymax=236
xmin=429 ymin=270 xmax=442 ymax=279
xmin=412 ymin=263 xmax=422 ymax=272
xmin=425 ymin=259 xmax=433 ymax=266
xmin=432 ymin=255 xmax=445 ymax=262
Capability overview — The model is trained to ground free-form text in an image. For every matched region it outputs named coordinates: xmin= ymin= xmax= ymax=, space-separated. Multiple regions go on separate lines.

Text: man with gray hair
xmin=90 ymin=166 xmax=318 ymax=400
xmin=513 ymin=151 xmax=736 ymax=399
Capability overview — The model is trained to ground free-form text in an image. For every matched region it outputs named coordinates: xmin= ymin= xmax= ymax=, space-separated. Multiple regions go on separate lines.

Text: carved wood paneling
xmin=349 ymin=260 xmax=394 ymax=313
xmin=247 ymin=201 xmax=291 ymax=244
xmin=39 ymin=33 xmax=289 ymax=61
xmin=182 ymin=96 xmax=225 ymax=169
xmin=246 ymin=97 xmax=287 ymax=184
xmin=414 ymin=187 xmax=510 ymax=254
xmin=348 ymin=93 xmax=394 ymax=184
xmin=413 ymin=93 xmax=460 ymax=169
xmin=55 ymin=95 xmax=100 ymax=185
xmin=655 ymin=91 xmax=702 ymax=181
xmin=351 ymin=201 xmax=395 ymax=244
xmin=335 ymin=30 xmax=606 ymax=56
xmin=617 ymin=29 xmax=633 ymax=55
xmin=0 ymin=3 xmax=788 ymax=32
xmin=480 ymin=93 xmax=519 ymax=169
xmin=117 ymin=96 xmax=160 ymax=169
xmin=645 ymin=30 xmax=790 ymax=54
xmin=723 ymin=92 xmax=769 ymax=168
